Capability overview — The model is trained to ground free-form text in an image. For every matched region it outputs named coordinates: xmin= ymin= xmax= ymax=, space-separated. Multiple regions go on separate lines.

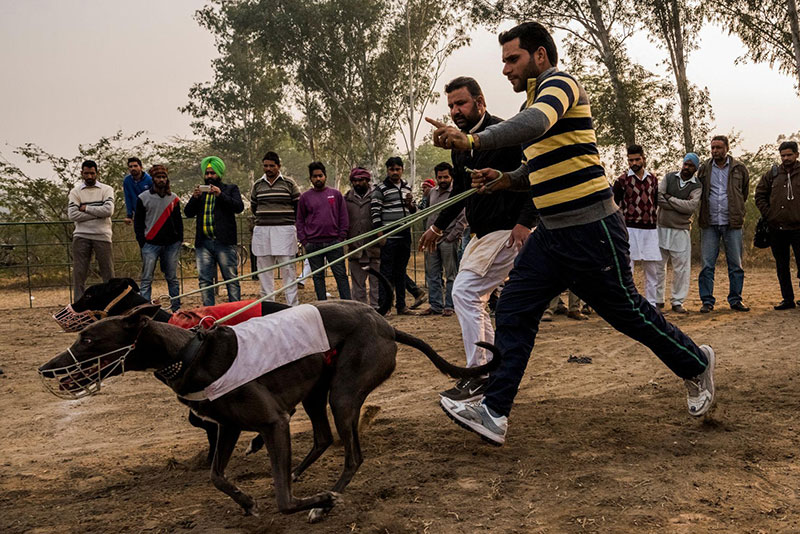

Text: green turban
xmin=201 ymin=156 xmax=225 ymax=179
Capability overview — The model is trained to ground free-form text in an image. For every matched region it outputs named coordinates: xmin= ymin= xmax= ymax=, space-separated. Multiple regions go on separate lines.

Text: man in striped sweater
xmin=371 ymin=156 xmax=417 ymax=314
xmin=68 ymin=160 xmax=115 ymax=299
xmin=133 ymin=165 xmax=183 ymax=311
xmin=428 ymin=21 xmax=715 ymax=446
xmin=249 ymin=151 xmax=301 ymax=306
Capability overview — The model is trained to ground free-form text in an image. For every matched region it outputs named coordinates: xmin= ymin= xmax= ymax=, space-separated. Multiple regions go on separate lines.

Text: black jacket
xmin=433 ymin=112 xmax=537 ymax=238
xmin=184 ymin=182 xmax=245 ymax=246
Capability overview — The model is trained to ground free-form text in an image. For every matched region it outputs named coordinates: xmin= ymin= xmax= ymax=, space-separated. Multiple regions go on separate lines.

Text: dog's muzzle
xmin=38 ymin=344 xmax=134 ymax=400
xmin=52 ymin=305 xmax=108 ymax=333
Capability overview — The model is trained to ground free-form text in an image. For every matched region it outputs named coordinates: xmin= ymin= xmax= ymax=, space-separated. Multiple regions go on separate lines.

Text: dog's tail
xmin=393 ymin=329 xmax=501 ymax=379
xmin=367 ymin=267 xmax=393 ymax=316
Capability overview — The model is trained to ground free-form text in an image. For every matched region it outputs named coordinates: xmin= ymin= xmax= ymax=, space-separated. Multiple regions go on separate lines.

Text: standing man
xmin=697 ymin=135 xmax=751 ymax=312
xmin=122 ymin=157 xmax=152 ymax=226
xmin=755 ymin=141 xmax=800 ymax=309
xmin=613 ymin=145 xmax=662 ymax=307
xmin=419 ymin=76 xmax=535 ymax=402
xmin=420 ymin=162 xmax=466 ymax=316
xmin=372 ymin=157 xmax=417 ymax=315
xmin=68 ymin=160 xmax=115 ymax=299
xmin=656 ymin=153 xmax=702 ymax=314
xmin=133 ymin=164 xmax=183 ymax=312
xmin=249 ymin=151 xmax=301 ymax=306
xmin=418 ymin=178 xmax=435 ymax=210
xmin=345 ymin=167 xmax=382 ymax=308
xmin=428 ymin=21 xmax=714 ymax=445
xmin=296 ymin=161 xmax=351 ymax=300
xmin=184 ymin=156 xmax=244 ymax=306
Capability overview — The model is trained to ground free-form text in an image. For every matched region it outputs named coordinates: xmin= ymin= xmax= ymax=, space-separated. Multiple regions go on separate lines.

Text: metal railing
xmin=0 ymin=217 xmax=425 ymax=310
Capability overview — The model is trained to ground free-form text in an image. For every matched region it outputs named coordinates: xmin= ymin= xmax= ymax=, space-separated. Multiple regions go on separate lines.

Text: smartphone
xmin=198 ymin=184 xmax=212 ymax=192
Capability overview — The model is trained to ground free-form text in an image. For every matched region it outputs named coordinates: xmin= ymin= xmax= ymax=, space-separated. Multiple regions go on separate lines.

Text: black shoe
xmin=410 ymin=290 xmax=427 ymax=309
xmin=671 ymin=304 xmax=688 ymax=314
xmin=774 ymin=300 xmax=796 ymax=310
xmin=554 ymin=303 xmax=568 ymax=315
xmin=656 ymin=302 xmax=665 ymax=310
xmin=439 ymin=376 xmax=489 ymax=402
xmin=700 ymin=303 xmax=714 ymax=313
xmin=730 ymin=302 xmax=750 ymax=312
xmin=581 ymin=304 xmax=592 ymax=315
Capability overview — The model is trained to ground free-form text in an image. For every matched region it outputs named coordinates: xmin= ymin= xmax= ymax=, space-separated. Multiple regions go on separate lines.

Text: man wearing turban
xmin=184 ymin=156 xmax=245 ymax=306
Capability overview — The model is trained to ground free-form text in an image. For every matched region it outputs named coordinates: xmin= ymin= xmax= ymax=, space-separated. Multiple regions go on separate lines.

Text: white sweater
xmin=68 ymin=181 xmax=115 ymax=242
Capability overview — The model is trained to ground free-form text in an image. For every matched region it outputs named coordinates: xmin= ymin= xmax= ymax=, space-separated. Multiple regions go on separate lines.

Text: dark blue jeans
xmin=699 ymin=225 xmax=744 ymax=307
xmin=484 ymin=212 xmax=708 ymax=417
xmin=195 ymin=238 xmax=241 ymax=306
xmin=379 ymin=237 xmax=411 ymax=312
xmin=305 ymin=241 xmax=352 ymax=301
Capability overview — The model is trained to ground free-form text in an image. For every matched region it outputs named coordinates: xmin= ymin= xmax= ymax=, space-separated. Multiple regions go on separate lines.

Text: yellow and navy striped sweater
xmin=479 ymin=68 xmax=617 ymax=229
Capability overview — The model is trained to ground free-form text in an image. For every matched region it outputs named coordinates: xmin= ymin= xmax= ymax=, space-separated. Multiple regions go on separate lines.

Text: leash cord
xmin=211 ymin=177 xmax=501 ymax=326
xmin=170 ymin=177 xmax=499 ymax=303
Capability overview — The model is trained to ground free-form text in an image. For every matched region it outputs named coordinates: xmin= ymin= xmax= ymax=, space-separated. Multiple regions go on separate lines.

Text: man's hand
xmin=471 ymin=168 xmax=510 ymax=194
xmin=124 ymin=217 xmax=133 ymax=226
xmin=507 ymin=224 xmax=532 ymax=250
xmin=419 ymin=227 xmax=441 ymax=251
xmin=404 ymin=192 xmax=414 ymax=208
xmin=209 ymin=185 xmax=222 ymax=197
xmin=78 ymin=205 xmax=87 ymax=212
xmin=192 ymin=185 xmax=202 ymax=198
xmin=425 ymin=117 xmax=471 ymax=150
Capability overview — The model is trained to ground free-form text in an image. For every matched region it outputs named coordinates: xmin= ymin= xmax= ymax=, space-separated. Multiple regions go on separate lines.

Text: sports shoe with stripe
xmin=440 ymin=397 xmax=507 ymax=446
xmin=685 ymin=344 xmax=715 ymax=417
xmin=439 ymin=376 xmax=489 ymax=402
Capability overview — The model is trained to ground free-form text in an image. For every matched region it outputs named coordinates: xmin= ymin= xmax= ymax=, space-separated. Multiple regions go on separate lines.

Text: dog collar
xmin=154 ymin=333 xmax=204 ymax=384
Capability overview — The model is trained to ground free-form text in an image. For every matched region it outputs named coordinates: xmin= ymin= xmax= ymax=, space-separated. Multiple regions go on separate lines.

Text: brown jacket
xmin=345 ymin=187 xmax=382 ymax=260
xmin=697 ymin=156 xmax=749 ymax=229
xmin=755 ymin=163 xmax=800 ymax=231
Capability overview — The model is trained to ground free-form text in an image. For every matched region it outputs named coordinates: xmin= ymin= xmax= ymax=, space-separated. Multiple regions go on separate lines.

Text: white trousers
xmin=630 ymin=259 xmax=662 ymax=305
xmin=655 ymin=247 xmax=691 ymax=306
xmin=452 ymin=244 xmax=518 ymax=367
xmin=257 ymin=255 xmax=299 ymax=306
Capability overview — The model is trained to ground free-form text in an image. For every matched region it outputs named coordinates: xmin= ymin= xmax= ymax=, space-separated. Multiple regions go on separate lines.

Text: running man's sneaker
xmin=440 ymin=398 xmax=507 ymax=446
xmin=439 ymin=376 xmax=488 ymax=402
xmin=685 ymin=345 xmax=716 ymax=417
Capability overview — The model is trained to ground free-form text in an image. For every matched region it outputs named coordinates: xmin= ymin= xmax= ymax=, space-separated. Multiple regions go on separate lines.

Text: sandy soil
xmin=1 ymin=267 xmax=799 ymax=534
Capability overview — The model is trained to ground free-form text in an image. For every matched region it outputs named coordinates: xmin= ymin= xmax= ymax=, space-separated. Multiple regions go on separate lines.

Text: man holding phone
xmin=184 ymin=156 xmax=245 ymax=306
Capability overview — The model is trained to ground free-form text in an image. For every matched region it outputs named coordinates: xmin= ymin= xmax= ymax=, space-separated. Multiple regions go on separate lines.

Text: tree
xmin=180 ymin=2 xmax=290 ymax=185
xmin=638 ymin=0 xmax=712 ymax=152
xmin=387 ymin=0 xmax=470 ymax=187
xmin=712 ymin=0 xmax=800 ymax=94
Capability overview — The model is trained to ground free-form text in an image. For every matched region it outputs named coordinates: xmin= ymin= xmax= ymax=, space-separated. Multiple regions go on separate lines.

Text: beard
xmin=204 ymin=177 xmax=221 ymax=186
xmin=153 ymin=179 xmax=171 ymax=196
xmin=354 ymin=184 xmax=369 ymax=196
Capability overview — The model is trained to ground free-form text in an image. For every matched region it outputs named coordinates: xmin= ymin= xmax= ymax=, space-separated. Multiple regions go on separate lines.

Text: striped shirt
xmin=202 ymin=193 xmax=215 ymax=238
xmin=371 ymin=177 xmax=416 ymax=239
xmin=250 ymin=174 xmax=301 ymax=226
xmin=479 ymin=67 xmax=617 ymax=229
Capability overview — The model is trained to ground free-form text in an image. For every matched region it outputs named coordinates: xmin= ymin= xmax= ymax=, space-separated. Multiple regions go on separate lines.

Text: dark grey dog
xmin=40 ymin=302 xmax=499 ymax=521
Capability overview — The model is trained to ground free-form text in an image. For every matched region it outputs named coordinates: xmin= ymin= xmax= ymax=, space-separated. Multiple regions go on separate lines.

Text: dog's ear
xmin=123 ymin=277 xmax=140 ymax=293
xmin=122 ymin=303 xmax=161 ymax=330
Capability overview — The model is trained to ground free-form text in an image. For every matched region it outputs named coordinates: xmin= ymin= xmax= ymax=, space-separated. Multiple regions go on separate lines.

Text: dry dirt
xmin=1 ymin=267 xmax=799 ymax=534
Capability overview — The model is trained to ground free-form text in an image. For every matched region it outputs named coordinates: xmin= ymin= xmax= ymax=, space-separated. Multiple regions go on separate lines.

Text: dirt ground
xmin=1 ymin=267 xmax=799 ymax=534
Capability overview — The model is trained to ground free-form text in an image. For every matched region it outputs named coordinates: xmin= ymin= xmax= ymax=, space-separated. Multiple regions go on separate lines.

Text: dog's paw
xmin=245 ymin=436 xmax=264 ymax=456
xmin=307 ymin=508 xmax=326 ymax=523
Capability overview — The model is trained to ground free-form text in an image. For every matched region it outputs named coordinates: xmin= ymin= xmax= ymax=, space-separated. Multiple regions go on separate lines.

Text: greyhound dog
xmin=54 ymin=277 xmax=294 ymax=464
xmin=40 ymin=302 xmax=500 ymax=521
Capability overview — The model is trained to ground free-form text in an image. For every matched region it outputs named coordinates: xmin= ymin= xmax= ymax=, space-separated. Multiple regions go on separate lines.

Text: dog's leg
xmin=188 ymin=409 xmax=217 ymax=466
xmin=210 ymin=425 xmax=258 ymax=516
xmin=261 ymin=418 xmax=338 ymax=517
xmin=291 ymin=383 xmax=333 ymax=481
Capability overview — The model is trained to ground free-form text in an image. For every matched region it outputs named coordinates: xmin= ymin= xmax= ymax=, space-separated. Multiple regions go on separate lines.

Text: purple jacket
xmin=296 ymin=186 xmax=349 ymax=244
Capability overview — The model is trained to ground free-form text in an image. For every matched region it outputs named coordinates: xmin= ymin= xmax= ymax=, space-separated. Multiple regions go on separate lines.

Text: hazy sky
xmin=1 ymin=0 xmax=799 ymax=178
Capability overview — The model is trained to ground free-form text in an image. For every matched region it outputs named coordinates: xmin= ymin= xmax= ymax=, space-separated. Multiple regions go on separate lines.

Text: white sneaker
xmin=685 ymin=345 xmax=715 ymax=417
xmin=440 ymin=397 xmax=507 ymax=446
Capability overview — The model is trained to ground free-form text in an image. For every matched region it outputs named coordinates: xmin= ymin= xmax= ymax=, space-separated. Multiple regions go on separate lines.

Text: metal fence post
xmin=23 ymin=223 xmax=32 ymax=308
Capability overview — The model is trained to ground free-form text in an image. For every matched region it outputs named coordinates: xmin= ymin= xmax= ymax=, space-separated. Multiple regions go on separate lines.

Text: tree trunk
xmin=661 ymin=0 xmax=694 ymax=152
xmin=788 ymin=0 xmax=800 ymax=92
xmin=587 ymin=0 xmax=636 ymax=145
